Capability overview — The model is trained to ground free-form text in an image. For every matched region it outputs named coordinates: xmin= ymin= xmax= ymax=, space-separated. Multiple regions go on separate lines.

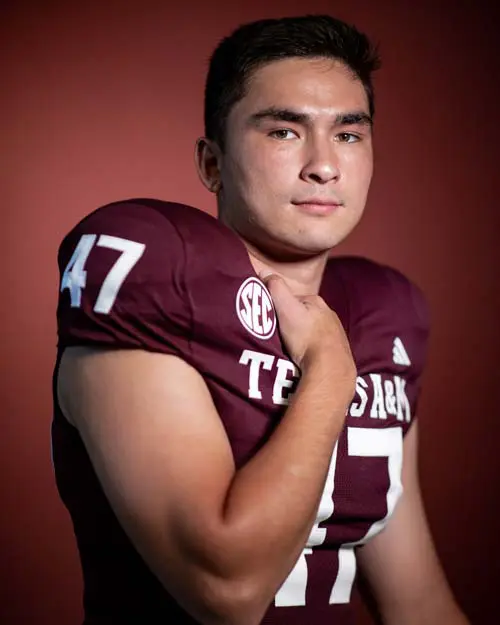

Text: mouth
xmin=291 ymin=200 xmax=343 ymax=216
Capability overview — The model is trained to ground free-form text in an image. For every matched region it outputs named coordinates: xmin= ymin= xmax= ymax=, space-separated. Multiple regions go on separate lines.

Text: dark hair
xmin=204 ymin=15 xmax=381 ymax=149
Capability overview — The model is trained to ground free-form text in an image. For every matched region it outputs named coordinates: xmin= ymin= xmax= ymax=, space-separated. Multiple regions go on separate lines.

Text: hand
xmin=262 ymin=273 xmax=356 ymax=388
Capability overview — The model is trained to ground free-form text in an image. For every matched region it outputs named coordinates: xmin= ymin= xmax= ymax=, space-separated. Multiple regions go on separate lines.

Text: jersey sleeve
xmin=380 ymin=262 xmax=431 ymax=425
xmin=381 ymin=265 xmax=430 ymax=422
xmin=327 ymin=256 xmax=431 ymax=431
xmin=57 ymin=200 xmax=193 ymax=361
xmin=372 ymin=262 xmax=431 ymax=429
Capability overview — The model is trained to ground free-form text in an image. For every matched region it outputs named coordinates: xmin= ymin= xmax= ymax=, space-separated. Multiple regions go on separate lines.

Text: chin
xmin=237 ymin=214 xmax=359 ymax=260
xmin=259 ymin=232 xmax=343 ymax=261
xmin=287 ymin=224 xmax=357 ymax=255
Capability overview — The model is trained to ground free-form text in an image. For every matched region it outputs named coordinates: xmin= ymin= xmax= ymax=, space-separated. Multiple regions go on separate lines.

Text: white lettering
xmin=349 ymin=377 xmax=368 ymax=417
xmin=239 ymin=283 xmax=253 ymax=329
xmin=384 ymin=379 xmax=397 ymax=415
xmin=236 ymin=278 xmax=276 ymax=339
xmin=237 ymin=352 xmax=412 ymax=425
xmin=272 ymin=358 xmax=299 ymax=405
xmin=239 ymin=349 xmax=275 ymax=399
xmin=251 ymin=283 xmax=262 ymax=334
xmin=261 ymin=294 xmax=272 ymax=335
xmin=369 ymin=374 xmax=387 ymax=419
xmin=394 ymin=376 xmax=411 ymax=422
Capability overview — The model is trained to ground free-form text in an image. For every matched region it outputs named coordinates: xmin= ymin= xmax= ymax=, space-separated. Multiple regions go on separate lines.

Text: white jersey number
xmin=60 ymin=234 xmax=145 ymax=314
xmin=274 ymin=425 xmax=403 ymax=607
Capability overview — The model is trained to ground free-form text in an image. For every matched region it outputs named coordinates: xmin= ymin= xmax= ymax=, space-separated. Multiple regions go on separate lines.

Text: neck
xmin=242 ymin=238 xmax=330 ymax=296
xmin=216 ymin=204 xmax=330 ymax=295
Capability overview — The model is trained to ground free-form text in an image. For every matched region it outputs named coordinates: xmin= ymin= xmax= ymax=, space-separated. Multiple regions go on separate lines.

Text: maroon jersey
xmin=52 ymin=199 xmax=429 ymax=624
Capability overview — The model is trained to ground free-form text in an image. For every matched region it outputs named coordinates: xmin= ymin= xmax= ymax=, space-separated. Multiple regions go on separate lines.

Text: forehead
xmin=235 ymin=57 xmax=369 ymax=119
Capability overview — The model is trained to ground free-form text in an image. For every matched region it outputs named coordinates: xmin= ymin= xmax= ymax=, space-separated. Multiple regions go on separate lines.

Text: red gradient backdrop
xmin=1 ymin=1 xmax=498 ymax=623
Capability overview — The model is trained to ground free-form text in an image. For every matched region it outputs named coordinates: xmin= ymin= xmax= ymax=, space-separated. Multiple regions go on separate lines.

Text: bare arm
xmin=58 ymin=276 xmax=356 ymax=625
xmin=357 ymin=421 xmax=470 ymax=625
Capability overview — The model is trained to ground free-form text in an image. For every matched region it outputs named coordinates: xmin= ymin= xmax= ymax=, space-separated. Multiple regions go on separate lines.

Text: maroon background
xmin=1 ymin=1 xmax=498 ymax=623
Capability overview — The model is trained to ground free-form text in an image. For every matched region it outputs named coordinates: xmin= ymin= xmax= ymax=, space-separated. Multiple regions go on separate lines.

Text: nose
xmin=300 ymin=137 xmax=340 ymax=184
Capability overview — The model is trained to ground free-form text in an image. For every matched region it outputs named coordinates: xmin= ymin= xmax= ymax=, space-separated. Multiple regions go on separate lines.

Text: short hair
xmin=204 ymin=15 xmax=381 ymax=149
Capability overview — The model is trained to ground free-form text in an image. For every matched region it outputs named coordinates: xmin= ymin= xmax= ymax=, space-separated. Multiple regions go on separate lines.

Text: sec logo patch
xmin=236 ymin=277 xmax=276 ymax=340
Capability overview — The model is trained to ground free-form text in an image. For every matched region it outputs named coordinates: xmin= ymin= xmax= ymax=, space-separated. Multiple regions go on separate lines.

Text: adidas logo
xmin=393 ymin=337 xmax=411 ymax=366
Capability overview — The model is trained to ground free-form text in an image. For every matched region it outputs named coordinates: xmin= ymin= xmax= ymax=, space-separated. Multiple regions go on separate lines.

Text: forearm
xmin=380 ymin=599 xmax=470 ymax=625
xmin=210 ymin=359 xmax=351 ymax=592
xmin=174 ymin=361 xmax=351 ymax=624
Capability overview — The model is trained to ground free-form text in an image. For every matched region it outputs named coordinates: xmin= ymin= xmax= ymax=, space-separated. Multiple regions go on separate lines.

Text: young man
xmin=53 ymin=15 xmax=469 ymax=625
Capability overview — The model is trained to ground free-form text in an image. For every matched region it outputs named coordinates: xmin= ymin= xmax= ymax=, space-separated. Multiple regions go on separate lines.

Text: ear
xmin=194 ymin=137 xmax=223 ymax=194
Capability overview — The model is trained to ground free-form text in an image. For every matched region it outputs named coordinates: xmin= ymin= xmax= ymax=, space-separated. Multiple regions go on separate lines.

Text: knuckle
xmin=265 ymin=274 xmax=281 ymax=285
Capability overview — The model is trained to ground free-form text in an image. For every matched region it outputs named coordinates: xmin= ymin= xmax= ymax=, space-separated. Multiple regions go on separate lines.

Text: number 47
xmin=275 ymin=426 xmax=403 ymax=607
xmin=60 ymin=234 xmax=145 ymax=314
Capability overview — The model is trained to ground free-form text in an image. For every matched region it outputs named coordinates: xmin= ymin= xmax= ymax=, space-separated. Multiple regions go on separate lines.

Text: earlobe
xmin=194 ymin=137 xmax=222 ymax=193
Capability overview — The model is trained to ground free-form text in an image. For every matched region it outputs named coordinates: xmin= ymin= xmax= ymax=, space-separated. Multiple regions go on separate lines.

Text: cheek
xmin=259 ymin=145 xmax=302 ymax=191
xmin=343 ymin=151 xmax=373 ymax=194
xmin=240 ymin=148 xmax=293 ymax=196
xmin=250 ymin=136 xmax=301 ymax=170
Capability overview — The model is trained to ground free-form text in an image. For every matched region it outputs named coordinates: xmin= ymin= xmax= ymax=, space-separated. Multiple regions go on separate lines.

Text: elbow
xmin=157 ymin=526 xmax=275 ymax=624
xmin=189 ymin=574 xmax=272 ymax=625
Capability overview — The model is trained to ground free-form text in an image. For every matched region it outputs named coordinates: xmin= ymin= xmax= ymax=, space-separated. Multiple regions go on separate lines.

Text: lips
xmin=292 ymin=200 xmax=342 ymax=215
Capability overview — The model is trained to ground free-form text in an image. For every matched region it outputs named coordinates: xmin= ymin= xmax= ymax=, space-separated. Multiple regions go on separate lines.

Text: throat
xmin=220 ymin=212 xmax=330 ymax=295
xmin=246 ymin=246 xmax=329 ymax=296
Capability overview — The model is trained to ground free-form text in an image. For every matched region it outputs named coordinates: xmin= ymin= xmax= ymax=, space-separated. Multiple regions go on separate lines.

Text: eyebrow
xmin=248 ymin=107 xmax=373 ymax=127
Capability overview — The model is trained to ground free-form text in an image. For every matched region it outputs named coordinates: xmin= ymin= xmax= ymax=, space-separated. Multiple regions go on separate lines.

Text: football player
xmin=53 ymin=15 xmax=470 ymax=625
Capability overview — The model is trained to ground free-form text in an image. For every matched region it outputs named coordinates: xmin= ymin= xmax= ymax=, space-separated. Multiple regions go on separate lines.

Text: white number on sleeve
xmin=60 ymin=234 xmax=97 ymax=308
xmin=60 ymin=234 xmax=145 ymax=314
xmin=274 ymin=426 xmax=403 ymax=608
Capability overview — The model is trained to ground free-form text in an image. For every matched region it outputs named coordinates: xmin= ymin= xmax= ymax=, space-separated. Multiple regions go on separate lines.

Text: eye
xmin=336 ymin=132 xmax=360 ymax=143
xmin=269 ymin=128 xmax=298 ymax=140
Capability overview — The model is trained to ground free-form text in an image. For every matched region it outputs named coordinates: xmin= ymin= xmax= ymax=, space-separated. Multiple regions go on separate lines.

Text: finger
xmin=265 ymin=280 xmax=310 ymax=332
xmin=262 ymin=275 xmax=295 ymax=310
xmin=299 ymin=294 xmax=329 ymax=310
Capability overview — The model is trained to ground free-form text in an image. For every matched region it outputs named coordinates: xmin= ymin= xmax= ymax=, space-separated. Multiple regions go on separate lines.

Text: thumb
xmin=261 ymin=274 xmax=299 ymax=316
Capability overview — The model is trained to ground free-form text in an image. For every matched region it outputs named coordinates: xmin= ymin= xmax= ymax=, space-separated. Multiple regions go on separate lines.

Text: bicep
xmin=58 ymin=346 xmax=236 ymax=617
xmin=357 ymin=421 xmax=455 ymax=623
